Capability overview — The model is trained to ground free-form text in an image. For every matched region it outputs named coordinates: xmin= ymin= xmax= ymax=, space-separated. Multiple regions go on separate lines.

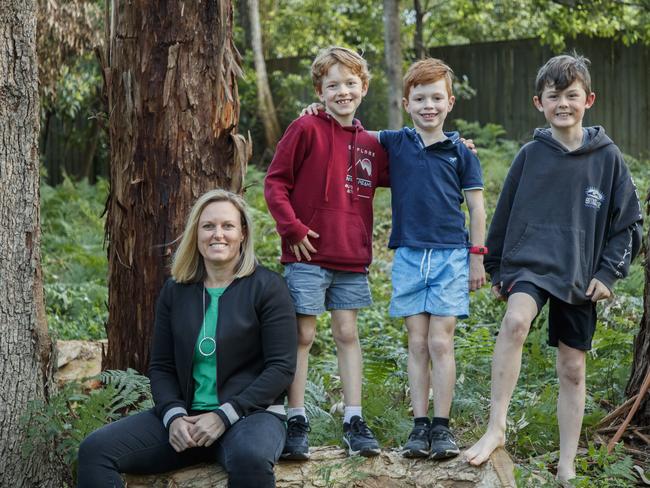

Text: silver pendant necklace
xmin=198 ymin=284 xmax=216 ymax=357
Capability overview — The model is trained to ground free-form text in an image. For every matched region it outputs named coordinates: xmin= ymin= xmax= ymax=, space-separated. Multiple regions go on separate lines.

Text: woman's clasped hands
xmin=169 ymin=412 xmax=226 ymax=452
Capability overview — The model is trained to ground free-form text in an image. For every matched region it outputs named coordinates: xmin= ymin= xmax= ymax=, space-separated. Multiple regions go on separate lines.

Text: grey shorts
xmin=283 ymin=263 xmax=372 ymax=315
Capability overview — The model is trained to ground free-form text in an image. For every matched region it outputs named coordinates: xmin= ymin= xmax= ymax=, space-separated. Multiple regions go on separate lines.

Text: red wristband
xmin=469 ymin=246 xmax=488 ymax=255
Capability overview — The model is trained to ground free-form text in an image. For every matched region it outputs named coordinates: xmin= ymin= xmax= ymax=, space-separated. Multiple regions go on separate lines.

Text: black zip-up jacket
xmin=486 ymin=127 xmax=643 ymax=304
xmin=148 ymin=265 xmax=297 ymax=429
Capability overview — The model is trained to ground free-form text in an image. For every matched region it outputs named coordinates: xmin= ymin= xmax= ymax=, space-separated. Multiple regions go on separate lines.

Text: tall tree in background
xmin=627 ymin=193 xmax=649 ymax=424
xmin=101 ymin=1 xmax=250 ymax=372
xmin=0 ymin=0 xmax=62 ymax=485
xmin=413 ymin=0 xmax=427 ymax=59
xmin=383 ymin=0 xmax=403 ymax=129
xmin=248 ymin=0 xmax=281 ymax=154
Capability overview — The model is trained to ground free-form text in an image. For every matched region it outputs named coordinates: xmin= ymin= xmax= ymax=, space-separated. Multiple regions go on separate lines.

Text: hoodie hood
xmin=316 ymin=110 xmax=364 ymax=202
xmin=533 ymin=126 xmax=613 ymax=155
xmin=315 ymin=110 xmax=365 ymax=131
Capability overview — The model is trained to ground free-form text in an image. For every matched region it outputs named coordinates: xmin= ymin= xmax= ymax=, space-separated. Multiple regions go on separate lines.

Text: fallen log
xmin=54 ymin=342 xmax=516 ymax=486
xmin=124 ymin=446 xmax=515 ymax=487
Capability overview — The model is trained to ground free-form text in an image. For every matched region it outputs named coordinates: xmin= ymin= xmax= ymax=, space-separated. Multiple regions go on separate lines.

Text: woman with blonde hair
xmin=78 ymin=189 xmax=297 ymax=488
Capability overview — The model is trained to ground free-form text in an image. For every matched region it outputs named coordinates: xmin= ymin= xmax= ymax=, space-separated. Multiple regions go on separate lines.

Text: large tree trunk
xmin=383 ymin=0 xmax=403 ymax=129
xmin=0 ymin=0 xmax=61 ymax=485
xmin=101 ymin=0 xmax=250 ymax=372
xmin=626 ymin=191 xmax=649 ymax=424
xmin=248 ymin=0 xmax=281 ymax=154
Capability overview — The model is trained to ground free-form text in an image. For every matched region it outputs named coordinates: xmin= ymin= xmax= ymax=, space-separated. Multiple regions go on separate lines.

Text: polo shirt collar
xmin=404 ymin=127 xmax=460 ymax=150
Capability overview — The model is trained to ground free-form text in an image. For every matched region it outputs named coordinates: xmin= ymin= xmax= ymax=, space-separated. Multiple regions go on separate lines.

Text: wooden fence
xmin=429 ymin=36 xmax=650 ymax=158
xmin=41 ymin=35 xmax=649 ymax=184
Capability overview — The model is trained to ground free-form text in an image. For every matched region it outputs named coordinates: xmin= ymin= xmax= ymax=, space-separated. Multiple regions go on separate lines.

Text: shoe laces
xmin=287 ymin=418 xmax=310 ymax=438
xmin=409 ymin=424 xmax=429 ymax=441
xmin=349 ymin=418 xmax=374 ymax=438
xmin=429 ymin=426 xmax=454 ymax=442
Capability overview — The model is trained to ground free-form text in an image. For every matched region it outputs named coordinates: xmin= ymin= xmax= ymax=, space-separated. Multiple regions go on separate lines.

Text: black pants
xmin=77 ymin=409 xmax=285 ymax=488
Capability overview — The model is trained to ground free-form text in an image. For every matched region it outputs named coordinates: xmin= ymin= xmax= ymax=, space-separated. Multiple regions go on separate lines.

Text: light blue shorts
xmin=390 ymin=247 xmax=469 ymax=318
xmin=284 ymin=263 xmax=372 ymax=315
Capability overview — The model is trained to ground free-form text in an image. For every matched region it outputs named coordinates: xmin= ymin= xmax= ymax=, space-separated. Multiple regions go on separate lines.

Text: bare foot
xmin=556 ymin=467 xmax=576 ymax=487
xmin=464 ymin=429 xmax=505 ymax=466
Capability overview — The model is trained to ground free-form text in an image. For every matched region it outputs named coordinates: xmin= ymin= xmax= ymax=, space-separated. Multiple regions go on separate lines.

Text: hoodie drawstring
xmin=351 ymin=127 xmax=360 ymax=201
xmin=322 ymin=114 xmax=363 ymax=203
xmin=323 ymin=120 xmax=336 ymax=202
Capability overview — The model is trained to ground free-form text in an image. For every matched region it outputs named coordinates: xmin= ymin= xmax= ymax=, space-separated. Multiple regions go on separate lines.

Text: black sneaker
xmin=282 ymin=415 xmax=310 ymax=460
xmin=428 ymin=424 xmax=460 ymax=459
xmin=402 ymin=422 xmax=430 ymax=458
xmin=343 ymin=416 xmax=380 ymax=457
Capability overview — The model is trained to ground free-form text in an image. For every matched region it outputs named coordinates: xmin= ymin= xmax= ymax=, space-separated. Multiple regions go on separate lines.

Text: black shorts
xmin=507 ymin=281 xmax=596 ymax=351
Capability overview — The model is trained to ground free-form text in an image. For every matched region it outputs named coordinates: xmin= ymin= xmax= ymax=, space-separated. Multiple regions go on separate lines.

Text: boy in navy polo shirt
xmin=378 ymin=58 xmax=486 ymax=459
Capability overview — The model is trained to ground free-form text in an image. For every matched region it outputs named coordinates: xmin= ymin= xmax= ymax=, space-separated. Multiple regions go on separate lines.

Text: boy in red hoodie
xmin=264 ymin=46 xmax=389 ymax=459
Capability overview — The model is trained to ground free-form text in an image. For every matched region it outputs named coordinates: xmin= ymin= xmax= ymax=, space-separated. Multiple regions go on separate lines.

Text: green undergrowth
xmin=41 ymin=175 xmax=109 ymax=340
xmin=39 ymin=123 xmax=648 ymax=485
xmin=22 ymin=369 xmax=152 ymax=486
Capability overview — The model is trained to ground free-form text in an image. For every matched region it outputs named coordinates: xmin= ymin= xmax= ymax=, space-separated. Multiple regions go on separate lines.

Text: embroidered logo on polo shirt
xmin=584 ymin=187 xmax=605 ymax=210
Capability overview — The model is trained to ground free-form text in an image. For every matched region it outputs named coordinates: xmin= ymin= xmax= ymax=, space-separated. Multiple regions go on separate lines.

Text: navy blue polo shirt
xmin=379 ymin=128 xmax=483 ymax=249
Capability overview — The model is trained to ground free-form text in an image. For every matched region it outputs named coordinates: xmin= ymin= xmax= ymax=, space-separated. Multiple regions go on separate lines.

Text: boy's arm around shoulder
xmin=370 ymin=130 xmax=391 ymax=188
xmin=484 ymin=149 xmax=527 ymax=288
xmin=592 ymin=160 xmax=644 ymax=292
xmin=264 ymin=118 xmax=311 ymax=244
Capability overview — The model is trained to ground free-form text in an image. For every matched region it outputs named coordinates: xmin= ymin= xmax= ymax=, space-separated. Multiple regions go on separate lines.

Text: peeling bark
xmin=0 ymin=0 xmax=60 ymax=484
xmin=124 ymin=447 xmax=515 ymax=487
xmin=101 ymin=1 xmax=249 ymax=372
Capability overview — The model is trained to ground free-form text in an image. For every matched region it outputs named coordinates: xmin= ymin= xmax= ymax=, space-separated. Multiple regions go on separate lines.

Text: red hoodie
xmin=264 ymin=112 xmax=389 ymax=272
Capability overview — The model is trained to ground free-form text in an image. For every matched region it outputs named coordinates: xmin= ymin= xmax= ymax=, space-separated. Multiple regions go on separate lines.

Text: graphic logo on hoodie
xmin=358 ymin=158 xmax=372 ymax=177
xmin=584 ymin=187 xmax=605 ymax=210
xmin=346 ymin=154 xmax=374 ymax=197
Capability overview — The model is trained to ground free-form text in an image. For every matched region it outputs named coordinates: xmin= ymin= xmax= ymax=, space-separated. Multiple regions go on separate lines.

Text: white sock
xmin=344 ymin=406 xmax=362 ymax=424
xmin=287 ymin=407 xmax=307 ymax=420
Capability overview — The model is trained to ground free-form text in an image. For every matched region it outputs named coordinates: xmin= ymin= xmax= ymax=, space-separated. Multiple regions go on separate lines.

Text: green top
xmin=191 ymin=287 xmax=225 ymax=410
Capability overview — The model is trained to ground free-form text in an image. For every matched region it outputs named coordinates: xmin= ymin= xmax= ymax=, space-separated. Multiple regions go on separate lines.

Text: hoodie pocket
xmin=503 ymin=223 xmax=588 ymax=289
xmin=306 ymin=207 xmax=370 ymax=264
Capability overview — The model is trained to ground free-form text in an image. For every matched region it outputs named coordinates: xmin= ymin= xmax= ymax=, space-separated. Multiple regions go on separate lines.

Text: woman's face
xmin=197 ymin=201 xmax=245 ymax=270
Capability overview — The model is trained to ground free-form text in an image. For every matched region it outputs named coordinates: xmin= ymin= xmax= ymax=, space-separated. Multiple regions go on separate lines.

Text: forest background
xmin=13 ymin=0 xmax=650 ymax=486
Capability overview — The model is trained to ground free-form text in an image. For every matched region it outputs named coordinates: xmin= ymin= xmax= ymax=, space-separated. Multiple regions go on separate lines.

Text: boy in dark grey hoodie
xmin=464 ymin=54 xmax=643 ymax=484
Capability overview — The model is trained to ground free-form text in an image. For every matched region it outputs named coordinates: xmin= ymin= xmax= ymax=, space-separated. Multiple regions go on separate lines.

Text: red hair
xmin=403 ymin=58 xmax=454 ymax=99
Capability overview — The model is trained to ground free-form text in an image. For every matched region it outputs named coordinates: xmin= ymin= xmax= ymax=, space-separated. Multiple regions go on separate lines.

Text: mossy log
xmin=124 ymin=446 xmax=516 ymax=487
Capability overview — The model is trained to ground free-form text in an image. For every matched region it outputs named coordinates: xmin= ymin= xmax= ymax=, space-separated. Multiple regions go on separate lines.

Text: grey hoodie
xmin=485 ymin=126 xmax=643 ymax=305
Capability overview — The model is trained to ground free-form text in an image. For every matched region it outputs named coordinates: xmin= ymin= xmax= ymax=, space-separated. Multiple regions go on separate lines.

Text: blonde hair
xmin=403 ymin=58 xmax=454 ymax=99
xmin=171 ymin=189 xmax=256 ymax=283
xmin=311 ymin=46 xmax=370 ymax=93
